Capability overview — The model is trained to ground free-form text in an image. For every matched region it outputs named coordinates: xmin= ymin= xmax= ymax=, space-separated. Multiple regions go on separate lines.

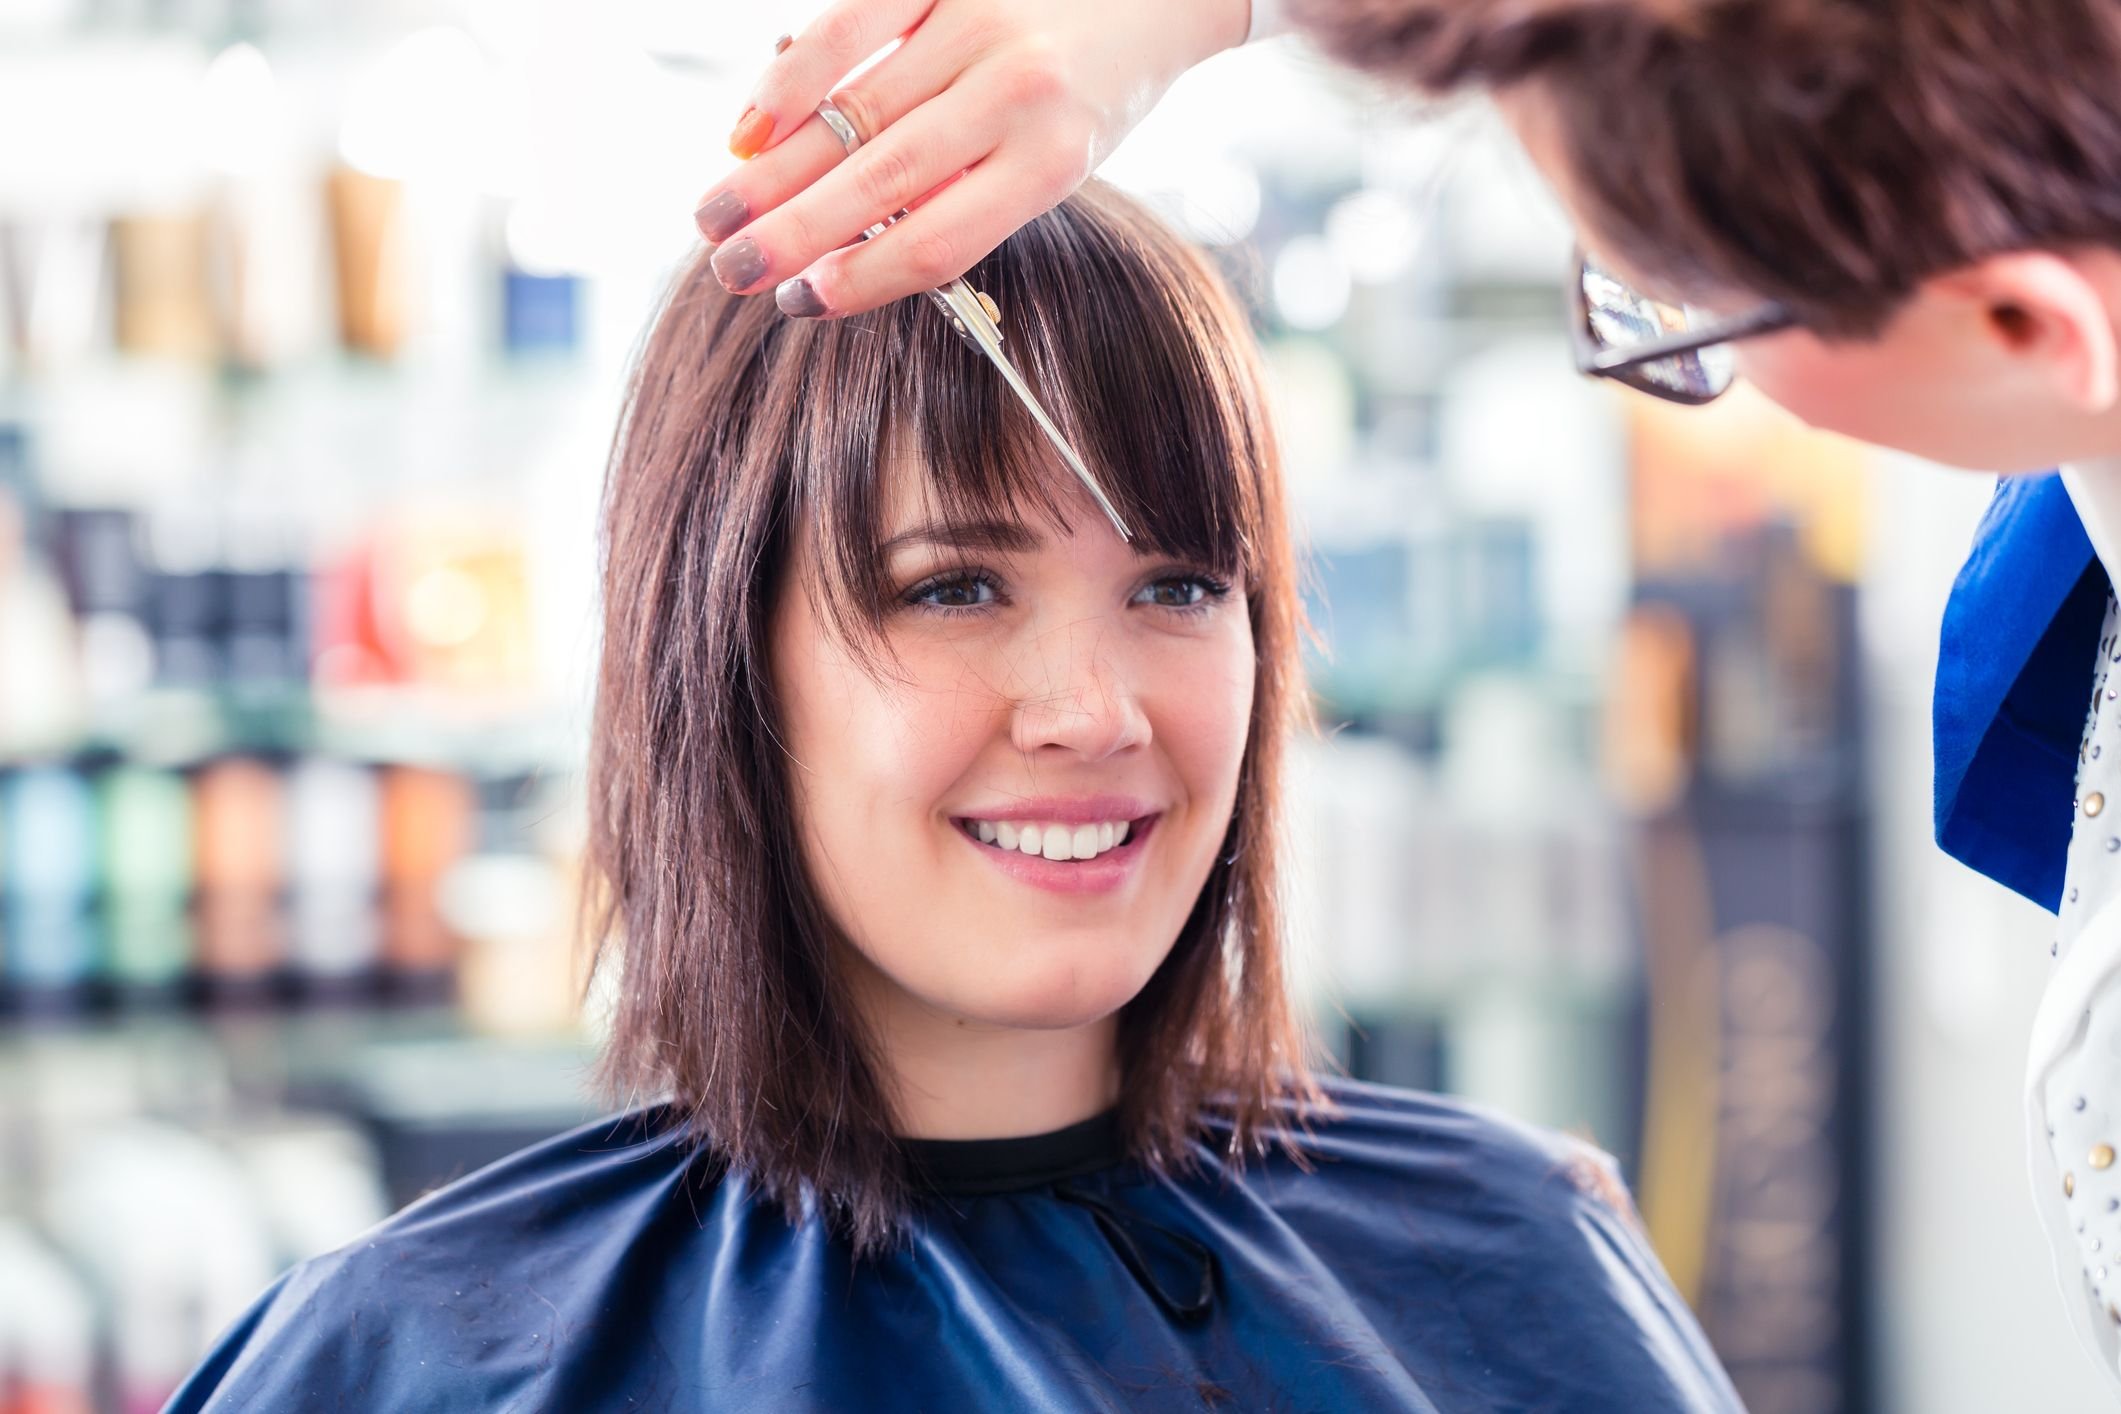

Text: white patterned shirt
xmin=2035 ymin=457 xmax=2121 ymax=1390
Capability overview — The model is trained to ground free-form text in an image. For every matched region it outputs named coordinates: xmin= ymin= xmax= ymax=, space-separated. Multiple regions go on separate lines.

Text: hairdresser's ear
xmin=1934 ymin=251 xmax=2121 ymax=413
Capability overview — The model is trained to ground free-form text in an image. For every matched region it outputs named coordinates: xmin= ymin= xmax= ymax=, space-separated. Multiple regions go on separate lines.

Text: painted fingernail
xmin=711 ymin=237 xmax=768 ymax=292
xmin=776 ymin=277 xmax=828 ymax=319
xmin=694 ymin=190 xmax=748 ymax=244
xmin=729 ymin=106 xmax=772 ymax=160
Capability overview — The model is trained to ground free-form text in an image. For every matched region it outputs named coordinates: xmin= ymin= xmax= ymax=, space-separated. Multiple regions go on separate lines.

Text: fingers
xmin=698 ymin=3 xmax=1111 ymax=316
xmin=706 ymin=81 xmax=1009 ymax=298
xmin=727 ymin=0 xmax=940 ymax=159
xmin=694 ymin=18 xmax=983 ymax=247
xmin=771 ymin=157 xmax=1067 ymax=320
xmin=696 ymin=112 xmax=862 ymax=247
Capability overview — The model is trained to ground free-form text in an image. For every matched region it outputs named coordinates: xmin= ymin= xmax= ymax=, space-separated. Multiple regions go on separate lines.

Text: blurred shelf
xmin=0 ymin=1001 xmax=596 ymax=1112
xmin=0 ymin=684 xmax=581 ymax=773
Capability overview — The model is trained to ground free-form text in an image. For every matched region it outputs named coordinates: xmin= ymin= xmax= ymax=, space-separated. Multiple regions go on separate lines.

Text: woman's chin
xmin=930 ymin=952 xmax=1162 ymax=1032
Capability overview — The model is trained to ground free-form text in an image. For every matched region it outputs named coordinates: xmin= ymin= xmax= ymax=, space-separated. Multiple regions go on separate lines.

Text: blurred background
xmin=0 ymin=2 xmax=2097 ymax=1411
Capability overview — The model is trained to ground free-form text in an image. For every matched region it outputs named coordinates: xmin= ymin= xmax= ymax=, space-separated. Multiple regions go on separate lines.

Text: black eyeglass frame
xmin=1569 ymin=248 xmax=1799 ymax=406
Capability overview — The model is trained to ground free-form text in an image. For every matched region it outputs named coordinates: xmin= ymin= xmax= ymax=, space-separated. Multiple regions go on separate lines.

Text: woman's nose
xmin=1007 ymin=619 xmax=1151 ymax=761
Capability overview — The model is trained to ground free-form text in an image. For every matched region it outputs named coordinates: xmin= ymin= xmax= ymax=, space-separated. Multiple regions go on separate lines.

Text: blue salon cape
xmin=166 ymin=1077 xmax=1740 ymax=1412
xmin=1935 ymin=472 xmax=2109 ymax=910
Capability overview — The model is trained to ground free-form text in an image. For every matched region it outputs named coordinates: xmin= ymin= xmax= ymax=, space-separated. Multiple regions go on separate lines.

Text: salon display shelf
xmin=1311 ymin=661 xmax=1605 ymax=729
xmin=1 ymin=351 xmax=598 ymax=476
xmin=0 ymin=1002 xmax=602 ymax=1205
xmin=0 ymin=682 xmax=580 ymax=776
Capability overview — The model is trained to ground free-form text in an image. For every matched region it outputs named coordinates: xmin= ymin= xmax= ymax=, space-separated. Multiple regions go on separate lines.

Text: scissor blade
xmin=939 ymin=287 xmax=1132 ymax=541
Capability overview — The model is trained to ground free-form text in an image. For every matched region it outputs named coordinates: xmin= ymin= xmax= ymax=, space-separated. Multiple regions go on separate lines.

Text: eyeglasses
xmin=1570 ymin=249 xmax=1797 ymax=406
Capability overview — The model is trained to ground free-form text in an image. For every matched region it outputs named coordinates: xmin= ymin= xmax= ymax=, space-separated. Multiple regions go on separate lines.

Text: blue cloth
xmin=166 ymin=1078 xmax=1740 ymax=1412
xmin=1934 ymin=472 xmax=2107 ymax=911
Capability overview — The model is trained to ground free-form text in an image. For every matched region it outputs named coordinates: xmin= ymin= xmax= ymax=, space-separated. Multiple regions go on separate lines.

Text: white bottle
xmin=0 ymin=488 xmax=85 ymax=756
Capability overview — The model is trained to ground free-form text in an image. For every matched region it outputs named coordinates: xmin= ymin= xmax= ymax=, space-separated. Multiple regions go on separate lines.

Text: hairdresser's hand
xmin=693 ymin=0 xmax=1249 ymax=318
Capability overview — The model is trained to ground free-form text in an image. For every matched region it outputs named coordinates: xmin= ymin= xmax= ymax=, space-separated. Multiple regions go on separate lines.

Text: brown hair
xmin=585 ymin=180 xmax=1318 ymax=1252
xmin=1294 ymin=0 xmax=2121 ymax=336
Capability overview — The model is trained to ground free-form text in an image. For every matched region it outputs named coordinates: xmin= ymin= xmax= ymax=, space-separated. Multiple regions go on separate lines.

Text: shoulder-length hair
xmin=587 ymin=180 xmax=1317 ymax=1252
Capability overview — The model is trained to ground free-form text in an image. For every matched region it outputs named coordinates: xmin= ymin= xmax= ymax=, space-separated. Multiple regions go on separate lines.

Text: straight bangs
xmin=776 ymin=181 xmax=1277 ymax=650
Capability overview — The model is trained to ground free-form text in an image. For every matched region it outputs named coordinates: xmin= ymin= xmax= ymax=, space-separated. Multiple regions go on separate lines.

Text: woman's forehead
xmin=861 ymin=392 xmax=1247 ymax=573
xmin=874 ymin=449 xmax=1085 ymax=551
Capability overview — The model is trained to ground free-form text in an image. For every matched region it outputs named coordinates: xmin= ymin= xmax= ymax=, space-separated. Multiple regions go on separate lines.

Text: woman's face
xmin=771 ymin=457 xmax=1256 ymax=1038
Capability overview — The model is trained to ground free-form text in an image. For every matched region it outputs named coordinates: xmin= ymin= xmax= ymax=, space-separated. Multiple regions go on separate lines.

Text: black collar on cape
xmin=901 ymin=1106 xmax=1125 ymax=1196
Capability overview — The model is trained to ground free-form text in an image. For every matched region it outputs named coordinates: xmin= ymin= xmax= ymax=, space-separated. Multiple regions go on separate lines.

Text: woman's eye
xmin=903 ymin=568 xmax=1230 ymax=616
xmin=906 ymin=571 xmax=1000 ymax=610
xmin=1136 ymin=573 xmax=1232 ymax=612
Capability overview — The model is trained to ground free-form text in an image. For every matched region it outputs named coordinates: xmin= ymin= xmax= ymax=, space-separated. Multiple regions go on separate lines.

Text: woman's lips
xmin=952 ymin=813 xmax=1159 ymax=895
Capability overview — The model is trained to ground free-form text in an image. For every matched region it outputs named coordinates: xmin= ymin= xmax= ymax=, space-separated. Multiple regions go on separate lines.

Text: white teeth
xmin=966 ymin=817 xmax=1140 ymax=860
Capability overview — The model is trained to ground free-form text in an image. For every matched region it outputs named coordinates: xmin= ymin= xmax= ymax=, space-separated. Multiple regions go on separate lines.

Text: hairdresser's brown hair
xmin=586 ymin=181 xmax=1317 ymax=1252
xmin=1294 ymin=0 xmax=2121 ymax=336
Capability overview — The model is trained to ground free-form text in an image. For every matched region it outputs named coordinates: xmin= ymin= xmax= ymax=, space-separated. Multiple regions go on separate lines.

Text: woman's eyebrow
xmin=878 ymin=519 xmax=1043 ymax=557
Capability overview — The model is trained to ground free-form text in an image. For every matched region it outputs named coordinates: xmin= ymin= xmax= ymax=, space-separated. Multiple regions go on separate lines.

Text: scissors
xmin=789 ymin=54 xmax=1133 ymax=541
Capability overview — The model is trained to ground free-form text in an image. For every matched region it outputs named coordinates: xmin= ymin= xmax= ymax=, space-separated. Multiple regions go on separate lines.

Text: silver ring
xmin=815 ymin=98 xmax=862 ymax=156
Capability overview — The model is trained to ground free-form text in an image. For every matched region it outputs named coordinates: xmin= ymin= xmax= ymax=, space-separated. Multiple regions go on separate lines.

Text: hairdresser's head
xmin=1300 ymin=0 xmax=2121 ymax=471
xmin=588 ymin=180 xmax=1310 ymax=1248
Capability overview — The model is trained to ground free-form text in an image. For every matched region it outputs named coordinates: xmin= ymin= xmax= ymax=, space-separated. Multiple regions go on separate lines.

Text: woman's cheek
xmin=886 ymin=647 xmax=1020 ymax=764
xmin=1162 ymin=623 xmax=1256 ymax=802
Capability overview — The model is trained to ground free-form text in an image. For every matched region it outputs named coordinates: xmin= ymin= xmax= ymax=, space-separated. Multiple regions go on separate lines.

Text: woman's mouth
xmin=950 ymin=813 xmax=1160 ymax=894
xmin=956 ymin=816 xmax=1136 ymax=861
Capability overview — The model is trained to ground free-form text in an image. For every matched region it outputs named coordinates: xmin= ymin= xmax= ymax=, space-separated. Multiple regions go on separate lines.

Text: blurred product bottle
xmin=0 ymin=221 xmax=20 ymax=383
xmin=1402 ymin=529 xmax=1456 ymax=683
xmin=148 ymin=565 xmax=223 ymax=690
xmin=43 ymin=1121 xmax=278 ymax=1414
xmin=1446 ymin=978 xmax=1619 ymax=1137
xmin=111 ymin=212 xmax=218 ymax=363
xmin=0 ymin=486 xmax=85 ymax=756
xmin=51 ymin=509 xmax=155 ymax=711
xmin=227 ymin=1117 xmax=391 ymax=1273
xmin=17 ymin=218 xmax=109 ymax=370
xmin=192 ymin=755 xmax=286 ymax=996
xmin=326 ymin=165 xmax=407 ymax=358
xmin=380 ymin=764 xmax=472 ymax=989
xmin=223 ymin=563 xmax=305 ymax=691
xmin=392 ymin=524 xmax=536 ymax=694
xmin=285 ymin=756 xmax=382 ymax=992
xmin=0 ymin=766 xmax=99 ymax=1007
xmin=449 ymin=848 xmax=578 ymax=1034
xmin=1454 ymin=517 xmax=1539 ymax=667
xmin=309 ymin=536 xmax=409 ymax=689
xmin=448 ymin=774 xmax=579 ymax=1034
xmin=314 ymin=516 xmax=537 ymax=700
xmin=1601 ymin=605 xmax=1699 ymax=816
xmin=0 ymin=426 xmax=27 ymax=505
xmin=138 ymin=503 xmax=314 ymax=697
xmin=98 ymin=764 xmax=195 ymax=996
xmin=501 ymin=269 xmax=581 ymax=356
xmin=211 ymin=111 xmax=328 ymax=373
xmin=0 ymin=1220 xmax=96 ymax=1414
xmin=1287 ymin=733 xmax=1435 ymax=1003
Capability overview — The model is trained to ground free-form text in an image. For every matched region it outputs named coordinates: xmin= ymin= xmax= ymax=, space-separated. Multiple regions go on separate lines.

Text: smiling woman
xmin=167 ymin=181 xmax=1743 ymax=1413
xmin=592 ymin=177 xmax=1314 ymax=1245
